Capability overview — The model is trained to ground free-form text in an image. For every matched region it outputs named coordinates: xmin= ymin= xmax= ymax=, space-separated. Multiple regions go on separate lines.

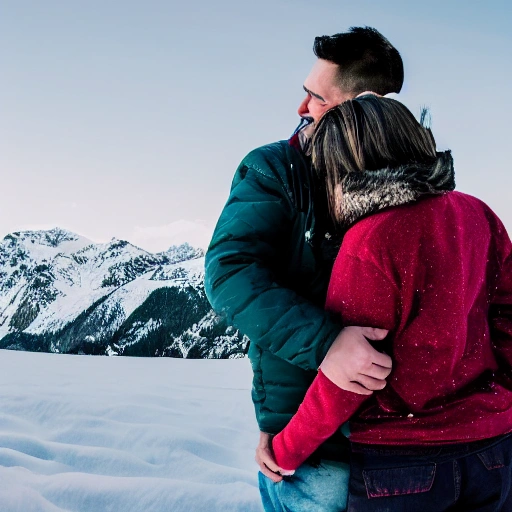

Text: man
xmin=205 ymin=27 xmax=403 ymax=510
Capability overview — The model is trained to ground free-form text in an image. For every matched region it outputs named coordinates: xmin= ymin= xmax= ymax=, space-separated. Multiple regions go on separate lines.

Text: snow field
xmin=0 ymin=350 xmax=263 ymax=511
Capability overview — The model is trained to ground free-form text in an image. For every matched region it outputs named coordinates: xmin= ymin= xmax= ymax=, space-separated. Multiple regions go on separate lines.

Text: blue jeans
xmin=348 ymin=434 xmax=512 ymax=511
xmin=259 ymin=459 xmax=350 ymax=512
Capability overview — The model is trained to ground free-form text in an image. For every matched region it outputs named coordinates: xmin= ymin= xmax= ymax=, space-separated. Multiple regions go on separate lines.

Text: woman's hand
xmin=255 ymin=431 xmax=284 ymax=482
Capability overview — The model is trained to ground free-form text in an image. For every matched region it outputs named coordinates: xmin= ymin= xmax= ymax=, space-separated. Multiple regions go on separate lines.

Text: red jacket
xmin=273 ymin=191 xmax=512 ymax=471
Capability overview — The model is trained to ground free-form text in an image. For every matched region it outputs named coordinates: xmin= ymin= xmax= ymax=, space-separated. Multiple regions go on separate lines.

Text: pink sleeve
xmin=271 ymin=369 xmax=367 ymax=471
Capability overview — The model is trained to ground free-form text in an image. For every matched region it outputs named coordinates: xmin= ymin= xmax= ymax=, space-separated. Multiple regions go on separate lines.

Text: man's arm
xmin=205 ymin=149 xmax=391 ymax=375
xmin=206 ymin=152 xmax=335 ymax=370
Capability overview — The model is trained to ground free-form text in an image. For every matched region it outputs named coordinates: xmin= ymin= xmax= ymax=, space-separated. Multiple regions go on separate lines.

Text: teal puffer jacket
xmin=205 ymin=140 xmax=342 ymax=434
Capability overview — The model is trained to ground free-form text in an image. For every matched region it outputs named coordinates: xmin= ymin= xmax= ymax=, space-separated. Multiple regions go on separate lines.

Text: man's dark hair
xmin=313 ymin=26 xmax=404 ymax=95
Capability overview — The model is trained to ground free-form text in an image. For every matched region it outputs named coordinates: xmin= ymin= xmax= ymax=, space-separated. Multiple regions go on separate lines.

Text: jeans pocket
xmin=477 ymin=444 xmax=506 ymax=470
xmin=363 ymin=464 xmax=436 ymax=499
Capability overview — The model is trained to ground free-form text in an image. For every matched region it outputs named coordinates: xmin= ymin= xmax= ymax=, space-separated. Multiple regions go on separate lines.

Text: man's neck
xmin=298 ymin=122 xmax=315 ymax=156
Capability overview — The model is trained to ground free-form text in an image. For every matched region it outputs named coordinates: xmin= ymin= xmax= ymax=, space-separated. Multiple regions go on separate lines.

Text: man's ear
xmin=355 ymin=91 xmax=382 ymax=98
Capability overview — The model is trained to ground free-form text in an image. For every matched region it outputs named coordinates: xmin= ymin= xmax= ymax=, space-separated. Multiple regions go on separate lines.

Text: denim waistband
xmin=351 ymin=432 xmax=512 ymax=461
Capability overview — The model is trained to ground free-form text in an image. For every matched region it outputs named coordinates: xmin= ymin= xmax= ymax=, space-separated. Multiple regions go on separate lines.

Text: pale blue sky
xmin=1 ymin=0 xmax=511 ymax=251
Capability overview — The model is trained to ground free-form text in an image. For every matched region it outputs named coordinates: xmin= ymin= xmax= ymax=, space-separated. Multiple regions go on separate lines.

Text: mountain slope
xmin=0 ymin=228 xmax=247 ymax=358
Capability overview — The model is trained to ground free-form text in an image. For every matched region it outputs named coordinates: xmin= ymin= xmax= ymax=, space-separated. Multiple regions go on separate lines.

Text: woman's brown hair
xmin=312 ymin=95 xmax=438 ymax=224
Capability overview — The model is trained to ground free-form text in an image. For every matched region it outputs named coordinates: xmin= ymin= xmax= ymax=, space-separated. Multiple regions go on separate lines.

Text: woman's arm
xmin=272 ymin=369 xmax=368 ymax=471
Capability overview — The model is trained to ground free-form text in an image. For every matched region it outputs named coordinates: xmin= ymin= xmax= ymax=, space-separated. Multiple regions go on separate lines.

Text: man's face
xmin=297 ymin=59 xmax=353 ymax=124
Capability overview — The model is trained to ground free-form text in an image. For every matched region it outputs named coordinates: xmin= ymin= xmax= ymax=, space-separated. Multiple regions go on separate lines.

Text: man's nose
xmin=297 ymin=96 xmax=309 ymax=117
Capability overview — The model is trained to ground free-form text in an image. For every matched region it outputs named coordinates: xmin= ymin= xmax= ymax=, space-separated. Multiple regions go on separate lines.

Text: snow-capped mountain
xmin=0 ymin=228 xmax=247 ymax=358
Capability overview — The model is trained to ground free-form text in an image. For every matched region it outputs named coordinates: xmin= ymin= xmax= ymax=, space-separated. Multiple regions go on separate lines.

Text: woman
xmin=272 ymin=95 xmax=512 ymax=511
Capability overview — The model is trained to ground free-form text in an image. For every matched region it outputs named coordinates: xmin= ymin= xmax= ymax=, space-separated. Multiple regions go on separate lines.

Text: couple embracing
xmin=205 ymin=27 xmax=512 ymax=512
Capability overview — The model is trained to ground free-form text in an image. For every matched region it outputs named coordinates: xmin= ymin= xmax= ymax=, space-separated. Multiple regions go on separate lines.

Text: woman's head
xmin=312 ymin=95 xmax=438 ymax=222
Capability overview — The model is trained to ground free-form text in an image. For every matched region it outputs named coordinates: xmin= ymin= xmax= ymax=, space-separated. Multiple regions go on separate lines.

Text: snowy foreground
xmin=0 ymin=350 xmax=263 ymax=512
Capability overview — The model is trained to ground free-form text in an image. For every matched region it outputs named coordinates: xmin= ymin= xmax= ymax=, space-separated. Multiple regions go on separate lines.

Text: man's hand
xmin=320 ymin=326 xmax=391 ymax=395
xmin=255 ymin=431 xmax=283 ymax=482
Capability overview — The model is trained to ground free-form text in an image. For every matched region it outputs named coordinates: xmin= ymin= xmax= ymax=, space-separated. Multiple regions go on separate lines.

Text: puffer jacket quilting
xmin=205 ymin=140 xmax=342 ymax=434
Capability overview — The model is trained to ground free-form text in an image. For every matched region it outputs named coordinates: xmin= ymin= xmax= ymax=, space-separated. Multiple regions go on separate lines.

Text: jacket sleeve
xmin=204 ymin=156 xmax=340 ymax=371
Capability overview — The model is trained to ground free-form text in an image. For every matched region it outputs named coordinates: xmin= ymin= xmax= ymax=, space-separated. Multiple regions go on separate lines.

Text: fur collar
xmin=338 ymin=150 xmax=455 ymax=228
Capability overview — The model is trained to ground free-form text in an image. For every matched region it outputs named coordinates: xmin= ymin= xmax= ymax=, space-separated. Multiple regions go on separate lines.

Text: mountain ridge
xmin=0 ymin=227 xmax=247 ymax=358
